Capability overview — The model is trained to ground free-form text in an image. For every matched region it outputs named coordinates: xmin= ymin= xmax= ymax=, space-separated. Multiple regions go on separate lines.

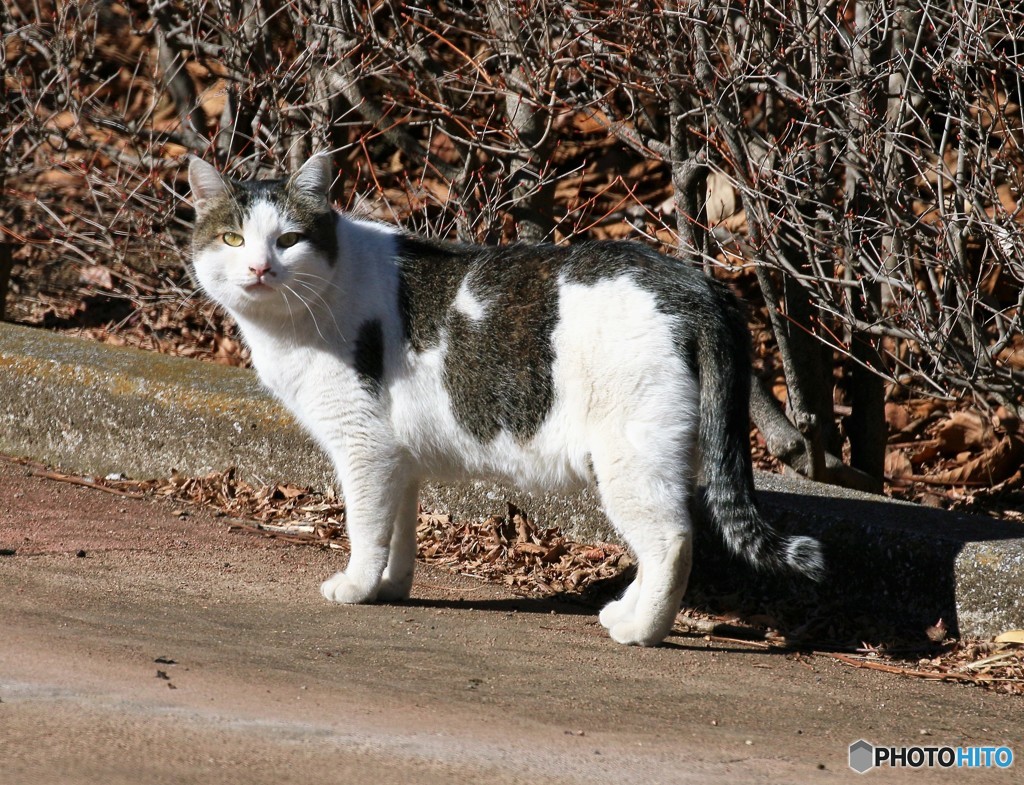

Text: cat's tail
xmin=696 ymin=285 xmax=825 ymax=582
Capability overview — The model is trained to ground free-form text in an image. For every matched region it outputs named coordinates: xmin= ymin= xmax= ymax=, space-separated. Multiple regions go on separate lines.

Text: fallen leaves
xmin=933 ymin=411 xmax=995 ymax=454
xmin=927 ymin=435 xmax=1024 ymax=485
xmin=885 ymin=403 xmax=1024 ymax=499
xmin=994 ymin=629 xmax=1024 ymax=645
xmin=822 ymin=622 xmax=1024 ymax=695
xmin=415 ymin=503 xmax=631 ymax=596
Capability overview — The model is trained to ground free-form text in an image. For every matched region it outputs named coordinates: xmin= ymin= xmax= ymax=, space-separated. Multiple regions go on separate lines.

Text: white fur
xmin=191 ymin=161 xmax=699 ymax=645
xmin=553 ymin=277 xmax=698 ymax=644
xmin=453 ymin=277 xmax=488 ymax=322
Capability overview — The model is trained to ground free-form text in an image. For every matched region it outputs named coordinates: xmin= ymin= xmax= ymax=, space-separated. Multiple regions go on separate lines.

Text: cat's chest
xmin=249 ymin=341 xmax=356 ymax=414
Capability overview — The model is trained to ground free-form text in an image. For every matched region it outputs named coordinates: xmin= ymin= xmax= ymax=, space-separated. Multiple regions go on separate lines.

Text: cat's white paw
xmin=598 ymin=597 xmax=635 ymax=629
xmin=599 ymin=579 xmax=641 ymax=629
xmin=608 ymin=620 xmax=666 ymax=647
xmin=376 ymin=572 xmax=413 ymax=602
xmin=320 ymin=571 xmax=378 ymax=604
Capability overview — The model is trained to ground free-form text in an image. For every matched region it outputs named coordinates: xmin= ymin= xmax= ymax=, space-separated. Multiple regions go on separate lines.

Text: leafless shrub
xmin=3 ymin=0 xmax=1023 ymax=487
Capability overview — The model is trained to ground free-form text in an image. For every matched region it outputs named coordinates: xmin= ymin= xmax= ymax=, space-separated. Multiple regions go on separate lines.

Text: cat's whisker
xmin=287 ymin=278 xmax=344 ymax=338
xmin=170 ymin=290 xmax=199 ymax=319
xmin=291 ymin=270 xmax=346 ymax=295
xmin=281 ymin=280 xmax=299 ymax=340
xmin=286 ymin=271 xmax=338 ymax=301
xmin=282 ymin=283 xmax=332 ymax=343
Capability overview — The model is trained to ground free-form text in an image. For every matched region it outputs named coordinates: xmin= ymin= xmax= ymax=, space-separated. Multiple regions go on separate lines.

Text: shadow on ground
xmin=683 ymin=488 xmax=1023 ymax=645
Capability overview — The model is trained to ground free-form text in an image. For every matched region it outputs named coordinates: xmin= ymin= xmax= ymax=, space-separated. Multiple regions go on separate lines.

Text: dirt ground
xmin=0 ymin=459 xmax=1019 ymax=784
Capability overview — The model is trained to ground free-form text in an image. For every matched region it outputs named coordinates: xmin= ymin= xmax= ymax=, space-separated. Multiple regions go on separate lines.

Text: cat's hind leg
xmin=591 ymin=427 xmax=695 ymax=646
xmin=377 ymin=478 xmax=420 ymax=601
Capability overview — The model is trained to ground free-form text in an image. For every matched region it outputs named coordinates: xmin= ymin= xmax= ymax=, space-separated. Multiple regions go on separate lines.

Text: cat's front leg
xmin=321 ymin=461 xmax=407 ymax=605
xmin=598 ymin=565 xmax=643 ymax=629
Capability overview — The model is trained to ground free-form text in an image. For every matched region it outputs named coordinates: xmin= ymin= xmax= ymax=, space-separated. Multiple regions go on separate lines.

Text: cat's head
xmin=187 ymin=155 xmax=339 ymax=321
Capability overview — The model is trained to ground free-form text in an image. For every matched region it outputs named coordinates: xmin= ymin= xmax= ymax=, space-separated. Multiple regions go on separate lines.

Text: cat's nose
xmin=249 ymin=263 xmax=274 ymax=281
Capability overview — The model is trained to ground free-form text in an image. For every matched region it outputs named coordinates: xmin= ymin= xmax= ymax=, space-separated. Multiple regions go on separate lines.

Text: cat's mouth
xmin=244 ymin=266 xmax=279 ymax=293
xmin=243 ymin=276 xmax=280 ymax=294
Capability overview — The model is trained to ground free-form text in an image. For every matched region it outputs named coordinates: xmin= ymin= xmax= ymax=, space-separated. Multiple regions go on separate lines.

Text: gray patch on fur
xmin=396 ymin=237 xmax=559 ymax=443
xmin=447 ymin=248 xmax=559 ymax=442
xmin=395 ymin=236 xmax=473 ymax=351
xmin=353 ymin=319 xmax=385 ymax=397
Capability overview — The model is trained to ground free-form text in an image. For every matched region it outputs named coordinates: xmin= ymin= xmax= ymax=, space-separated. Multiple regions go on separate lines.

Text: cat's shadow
xmin=390 ymin=595 xmax=791 ymax=655
xmin=395 ymin=594 xmax=595 ymax=616
xmin=397 ymin=565 xmax=633 ymax=617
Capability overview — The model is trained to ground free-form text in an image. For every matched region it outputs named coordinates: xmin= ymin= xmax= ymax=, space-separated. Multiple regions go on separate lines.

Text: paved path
xmin=0 ymin=460 xmax=1019 ymax=784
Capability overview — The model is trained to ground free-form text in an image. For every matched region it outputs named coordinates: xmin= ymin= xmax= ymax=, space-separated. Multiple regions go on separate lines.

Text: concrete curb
xmin=2 ymin=321 xmax=1021 ymax=639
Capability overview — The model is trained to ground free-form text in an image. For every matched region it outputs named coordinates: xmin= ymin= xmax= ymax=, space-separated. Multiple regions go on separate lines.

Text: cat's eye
xmin=277 ymin=232 xmax=302 ymax=249
xmin=222 ymin=231 xmax=244 ymax=247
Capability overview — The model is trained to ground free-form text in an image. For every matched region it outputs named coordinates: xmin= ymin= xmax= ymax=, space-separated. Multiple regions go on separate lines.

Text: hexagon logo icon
xmin=849 ymin=739 xmax=875 ymax=774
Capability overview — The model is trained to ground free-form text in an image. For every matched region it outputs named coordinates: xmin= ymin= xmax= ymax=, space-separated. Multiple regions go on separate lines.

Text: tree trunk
xmin=483 ymin=0 xmax=556 ymax=242
xmin=150 ymin=0 xmax=207 ymax=152
xmin=0 ymin=239 xmax=10 ymax=323
xmin=842 ymin=0 xmax=889 ymax=490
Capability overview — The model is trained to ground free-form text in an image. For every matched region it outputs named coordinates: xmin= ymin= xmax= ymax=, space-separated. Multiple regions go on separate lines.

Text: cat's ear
xmin=188 ymin=157 xmax=229 ymax=216
xmin=288 ymin=153 xmax=333 ymax=209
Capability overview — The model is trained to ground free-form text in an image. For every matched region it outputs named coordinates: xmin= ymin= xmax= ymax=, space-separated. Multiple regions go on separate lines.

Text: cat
xmin=187 ymin=153 xmax=824 ymax=647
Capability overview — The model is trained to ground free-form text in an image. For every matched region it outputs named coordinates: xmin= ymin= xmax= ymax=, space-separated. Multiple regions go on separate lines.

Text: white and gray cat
xmin=187 ymin=154 xmax=823 ymax=647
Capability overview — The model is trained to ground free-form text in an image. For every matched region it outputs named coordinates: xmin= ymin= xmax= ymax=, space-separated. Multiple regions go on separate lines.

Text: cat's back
xmin=393 ymin=235 xmax=727 ymax=356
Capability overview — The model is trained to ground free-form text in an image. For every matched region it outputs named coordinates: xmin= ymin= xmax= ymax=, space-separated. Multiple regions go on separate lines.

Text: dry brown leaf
xmin=908 ymin=399 xmax=947 ymax=419
xmin=514 ymin=542 xmax=546 ymax=556
xmin=543 ymin=542 xmax=568 ymax=563
xmin=884 ymin=449 xmax=913 ymax=479
xmin=705 ymin=172 xmax=739 ymax=224
xmin=994 ymin=630 xmax=1024 ymax=645
xmin=885 ymin=402 xmax=912 ymax=433
xmin=933 ymin=411 xmax=995 ymax=455
xmin=925 ymin=435 xmax=1024 ymax=485
xmin=909 ymin=440 xmax=940 ymax=465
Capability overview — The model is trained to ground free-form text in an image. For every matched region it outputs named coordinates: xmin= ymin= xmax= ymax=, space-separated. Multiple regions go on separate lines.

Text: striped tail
xmin=695 ymin=284 xmax=825 ymax=581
